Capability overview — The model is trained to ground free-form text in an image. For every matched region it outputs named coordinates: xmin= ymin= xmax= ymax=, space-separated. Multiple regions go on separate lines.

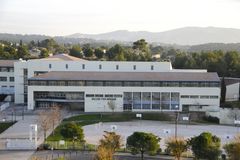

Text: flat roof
xmin=39 ymin=54 xmax=87 ymax=61
xmin=0 ymin=60 xmax=17 ymax=67
xmin=29 ymin=71 xmax=220 ymax=82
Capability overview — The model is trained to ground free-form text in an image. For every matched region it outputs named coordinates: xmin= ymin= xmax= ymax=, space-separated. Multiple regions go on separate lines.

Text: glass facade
xmin=124 ymin=92 xmax=180 ymax=111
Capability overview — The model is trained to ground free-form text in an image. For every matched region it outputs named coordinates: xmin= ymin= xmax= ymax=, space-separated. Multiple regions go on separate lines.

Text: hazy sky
xmin=0 ymin=0 xmax=240 ymax=36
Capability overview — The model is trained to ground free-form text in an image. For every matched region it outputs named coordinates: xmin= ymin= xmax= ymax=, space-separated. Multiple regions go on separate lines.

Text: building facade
xmin=0 ymin=60 xmax=16 ymax=101
xmin=2 ymin=54 xmax=220 ymax=112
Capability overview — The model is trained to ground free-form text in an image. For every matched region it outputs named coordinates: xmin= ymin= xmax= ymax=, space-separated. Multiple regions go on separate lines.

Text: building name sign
xmin=92 ymin=98 xmax=117 ymax=101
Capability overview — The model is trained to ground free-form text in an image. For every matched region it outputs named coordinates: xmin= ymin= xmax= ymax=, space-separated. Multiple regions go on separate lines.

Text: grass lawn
xmin=0 ymin=122 xmax=15 ymax=134
xmin=47 ymin=112 xmax=171 ymax=141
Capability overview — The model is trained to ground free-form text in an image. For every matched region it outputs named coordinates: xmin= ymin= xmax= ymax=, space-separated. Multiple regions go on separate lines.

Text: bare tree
xmin=107 ymin=100 xmax=117 ymax=114
xmin=50 ymin=105 xmax=62 ymax=135
xmin=38 ymin=110 xmax=52 ymax=140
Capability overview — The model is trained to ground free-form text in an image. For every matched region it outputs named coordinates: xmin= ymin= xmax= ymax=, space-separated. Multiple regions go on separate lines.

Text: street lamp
xmin=174 ymin=105 xmax=179 ymax=139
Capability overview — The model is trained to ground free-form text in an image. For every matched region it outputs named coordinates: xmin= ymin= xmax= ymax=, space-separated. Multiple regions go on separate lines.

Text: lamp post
xmin=174 ymin=105 xmax=179 ymax=139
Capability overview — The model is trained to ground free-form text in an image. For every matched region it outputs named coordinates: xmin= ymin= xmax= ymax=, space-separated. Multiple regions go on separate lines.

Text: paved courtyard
xmin=83 ymin=120 xmax=240 ymax=148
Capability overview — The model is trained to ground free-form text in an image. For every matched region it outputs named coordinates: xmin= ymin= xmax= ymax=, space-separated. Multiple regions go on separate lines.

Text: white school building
xmin=0 ymin=54 xmax=220 ymax=112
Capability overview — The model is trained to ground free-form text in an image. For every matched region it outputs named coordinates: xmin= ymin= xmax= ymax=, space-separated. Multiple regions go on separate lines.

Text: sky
xmin=0 ymin=0 xmax=240 ymax=36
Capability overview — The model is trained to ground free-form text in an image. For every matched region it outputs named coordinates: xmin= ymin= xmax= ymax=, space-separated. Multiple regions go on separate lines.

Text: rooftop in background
xmin=222 ymin=77 xmax=240 ymax=85
xmin=29 ymin=71 xmax=220 ymax=82
xmin=0 ymin=60 xmax=18 ymax=67
xmin=39 ymin=54 xmax=87 ymax=61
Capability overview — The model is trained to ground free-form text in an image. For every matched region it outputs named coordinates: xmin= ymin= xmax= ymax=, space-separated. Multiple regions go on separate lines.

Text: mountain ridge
xmin=66 ymin=27 xmax=240 ymax=45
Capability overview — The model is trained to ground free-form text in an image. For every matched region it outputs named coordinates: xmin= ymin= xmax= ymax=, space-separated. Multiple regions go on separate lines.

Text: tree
xmin=224 ymin=135 xmax=240 ymax=160
xmin=39 ymin=48 xmax=49 ymax=58
xmin=189 ymin=132 xmax=221 ymax=160
xmin=107 ymin=100 xmax=116 ymax=113
xmin=50 ymin=106 xmax=62 ymax=135
xmin=132 ymin=39 xmax=151 ymax=61
xmin=165 ymin=137 xmax=188 ymax=160
xmin=106 ymin=44 xmax=124 ymax=60
xmin=95 ymin=131 xmax=122 ymax=160
xmin=60 ymin=122 xmax=84 ymax=142
xmin=38 ymin=110 xmax=52 ymax=140
xmin=127 ymin=132 xmax=161 ymax=160
xmin=69 ymin=45 xmax=82 ymax=58
xmin=17 ymin=45 xmax=30 ymax=59
xmin=82 ymin=44 xmax=94 ymax=57
xmin=94 ymin=48 xmax=104 ymax=59
xmin=39 ymin=39 xmax=57 ymax=52
xmin=221 ymin=77 xmax=226 ymax=104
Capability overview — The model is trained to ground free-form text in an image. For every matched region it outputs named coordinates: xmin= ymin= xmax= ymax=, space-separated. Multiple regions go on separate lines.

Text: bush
xmin=224 ymin=135 xmax=240 ymax=160
xmin=37 ymin=143 xmax=50 ymax=150
xmin=203 ymin=116 xmax=219 ymax=124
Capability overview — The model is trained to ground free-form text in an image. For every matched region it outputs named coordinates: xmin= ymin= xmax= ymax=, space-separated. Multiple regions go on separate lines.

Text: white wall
xmin=0 ymin=71 xmax=14 ymax=94
xmin=226 ymin=82 xmax=240 ymax=101
xmin=28 ymin=86 xmax=220 ymax=112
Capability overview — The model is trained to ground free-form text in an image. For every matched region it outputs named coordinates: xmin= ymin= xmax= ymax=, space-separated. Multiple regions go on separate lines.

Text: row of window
xmin=0 ymin=77 xmax=14 ymax=82
xmin=34 ymin=92 xmax=85 ymax=100
xmin=48 ymin=64 xmax=155 ymax=71
xmin=181 ymin=95 xmax=219 ymax=99
xmin=123 ymin=92 xmax=180 ymax=110
xmin=86 ymin=94 xmax=122 ymax=98
xmin=1 ymin=85 xmax=14 ymax=88
xmin=28 ymin=80 xmax=220 ymax=88
xmin=0 ymin=67 xmax=14 ymax=72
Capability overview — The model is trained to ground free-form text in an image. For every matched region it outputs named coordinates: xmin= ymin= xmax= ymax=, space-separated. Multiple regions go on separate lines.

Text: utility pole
xmin=175 ymin=111 xmax=179 ymax=139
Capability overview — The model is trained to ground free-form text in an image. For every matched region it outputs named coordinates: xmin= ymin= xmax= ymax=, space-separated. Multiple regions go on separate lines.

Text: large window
xmin=171 ymin=92 xmax=180 ymax=110
xmin=124 ymin=91 xmax=180 ymax=111
xmin=161 ymin=92 xmax=170 ymax=110
xmin=152 ymin=92 xmax=160 ymax=110
xmin=0 ymin=77 xmax=7 ymax=81
xmin=133 ymin=92 xmax=141 ymax=109
xmin=142 ymin=92 xmax=151 ymax=109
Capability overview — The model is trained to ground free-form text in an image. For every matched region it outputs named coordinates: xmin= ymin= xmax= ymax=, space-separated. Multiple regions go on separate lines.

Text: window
xmin=151 ymin=65 xmax=154 ymax=70
xmin=161 ymin=92 xmax=170 ymax=110
xmin=210 ymin=96 xmax=218 ymax=99
xmin=99 ymin=64 xmax=102 ymax=69
xmin=116 ymin=65 xmax=119 ymax=70
xmin=95 ymin=94 xmax=103 ymax=97
xmin=82 ymin=64 xmax=85 ymax=69
xmin=171 ymin=92 xmax=180 ymax=110
xmin=105 ymin=81 xmax=122 ymax=86
xmin=181 ymin=95 xmax=190 ymax=98
xmin=0 ymin=77 xmax=7 ymax=81
xmin=10 ymin=77 xmax=14 ymax=82
xmin=66 ymin=64 xmax=68 ymax=69
xmin=190 ymin=95 xmax=199 ymax=99
xmin=200 ymin=95 xmax=209 ymax=99
xmin=133 ymin=65 xmax=136 ymax=70
xmin=142 ymin=92 xmax=151 ymax=109
xmin=152 ymin=92 xmax=160 ymax=110
xmin=86 ymin=94 xmax=94 ymax=97
xmin=133 ymin=92 xmax=141 ymax=109
xmin=49 ymin=64 xmax=52 ymax=69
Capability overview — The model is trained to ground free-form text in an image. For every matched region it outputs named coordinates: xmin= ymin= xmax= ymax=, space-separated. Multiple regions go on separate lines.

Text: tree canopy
xmin=189 ymin=132 xmax=221 ymax=160
xmin=127 ymin=132 xmax=160 ymax=160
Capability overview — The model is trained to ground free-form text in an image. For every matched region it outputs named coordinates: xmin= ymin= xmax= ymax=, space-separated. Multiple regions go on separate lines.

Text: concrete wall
xmin=219 ymin=108 xmax=240 ymax=125
xmin=6 ymin=139 xmax=36 ymax=150
xmin=28 ymin=85 xmax=220 ymax=112
xmin=226 ymin=82 xmax=240 ymax=101
xmin=0 ymin=70 xmax=14 ymax=94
